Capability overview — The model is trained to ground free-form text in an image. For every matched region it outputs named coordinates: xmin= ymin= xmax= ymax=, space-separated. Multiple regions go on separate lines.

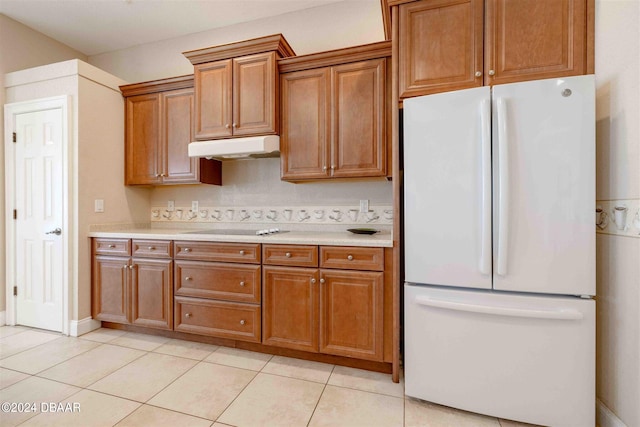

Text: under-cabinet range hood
xmin=188 ymin=135 xmax=280 ymax=160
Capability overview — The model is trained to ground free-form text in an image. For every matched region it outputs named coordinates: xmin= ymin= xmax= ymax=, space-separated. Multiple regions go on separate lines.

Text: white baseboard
xmin=0 ymin=311 xmax=5 ymax=326
xmin=597 ymin=399 xmax=627 ymax=427
xmin=69 ymin=317 xmax=101 ymax=337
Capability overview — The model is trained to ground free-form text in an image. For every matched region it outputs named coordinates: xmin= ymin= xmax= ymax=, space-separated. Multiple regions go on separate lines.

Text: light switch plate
xmin=359 ymin=199 xmax=369 ymax=213
xmin=94 ymin=199 xmax=104 ymax=213
xmin=191 ymin=201 xmax=199 ymax=212
xmin=167 ymin=200 xmax=175 ymax=211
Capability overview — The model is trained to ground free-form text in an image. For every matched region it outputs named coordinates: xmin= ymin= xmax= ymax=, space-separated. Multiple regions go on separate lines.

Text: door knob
xmin=46 ymin=228 xmax=62 ymax=235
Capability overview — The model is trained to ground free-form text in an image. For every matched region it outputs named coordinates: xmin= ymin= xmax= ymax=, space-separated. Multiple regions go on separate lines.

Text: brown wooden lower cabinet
xmin=320 ymin=269 xmax=384 ymax=361
xmin=174 ymin=296 xmax=261 ymax=342
xmin=92 ymin=239 xmax=173 ymax=330
xmin=93 ymin=239 xmax=389 ymax=366
xmin=262 ymin=264 xmax=384 ymax=362
xmin=262 ymin=266 xmax=319 ymax=352
xmin=130 ymin=258 xmax=173 ymax=329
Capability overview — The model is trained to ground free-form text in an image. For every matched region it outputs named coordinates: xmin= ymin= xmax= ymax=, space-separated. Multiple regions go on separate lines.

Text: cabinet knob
xmin=347 ymin=254 xmax=354 ymax=261
xmin=185 ymin=313 xmax=192 ymax=318
xmin=488 ymin=70 xmax=495 ymax=76
xmin=108 ymin=244 xmax=116 ymax=248
xmin=147 ymin=246 xmax=155 ymax=250
xmin=155 ymin=174 xmax=160 ymax=177
xmin=123 ymin=265 xmax=128 ymax=270
xmin=311 ymin=278 xmax=316 ymax=284
xmin=232 ymin=123 xmax=237 ymax=128
xmin=160 ymin=173 xmax=166 ymax=177
xmin=320 ymin=278 xmax=325 ymax=284
xmin=239 ymin=250 xmax=245 ymax=256
xmin=475 ymin=71 xmax=482 ymax=77
xmin=330 ymin=165 xmax=336 ymax=170
xmin=225 ymin=124 xmax=230 ymax=129
xmin=129 ymin=265 xmax=135 ymax=270
xmin=285 ymin=252 xmax=292 ymax=258
xmin=185 ymin=276 xmax=192 ymax=281
xmin=240 ymin=281 xmax=246 ymax=287
xmin=183 ymin=248 xmax=191 ymax=252
xmin=322 ymin=166 xmax=327 ymax=171
xmin=239 ymin=319 xmax=246 ymax=325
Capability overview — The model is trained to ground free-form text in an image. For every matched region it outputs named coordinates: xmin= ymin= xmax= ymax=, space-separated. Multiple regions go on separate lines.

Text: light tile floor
xmin=0 ymin=326 xmax=540 ymax=427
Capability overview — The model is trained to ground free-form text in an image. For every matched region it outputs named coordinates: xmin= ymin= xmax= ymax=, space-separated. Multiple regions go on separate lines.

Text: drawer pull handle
xmin=185 ymin=276 xmax=192 ymax=281
xmin=240 ymin=281 xmax=246 ymax=287
xmin=311 ymin=278 xmax=316 ymax=284
xmin=285 ymin=252 xmax=291 ymax=258
xmin=320 ymin=278 xmax=325 ymax=284
xmin=347 ymin=255 xmax=354 ymax=261
xmin=183 ymin=248 xmax=192 ymax=252
xmin=148 ymin=246 xmax=155 ymax=250
xmin=239 ymin=319 xmax=246 ymax=325
xmin=108 ymin=244 xmax=116 ymax=248
xmin=239 ymin=250 xmax=245 ymax=256
xmin=185 ymin=313 xmax=192 ymax=318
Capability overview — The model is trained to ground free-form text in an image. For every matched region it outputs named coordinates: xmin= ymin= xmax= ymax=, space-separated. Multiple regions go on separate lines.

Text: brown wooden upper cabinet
xmin=398 ymin=0 xmax=590 ymax=98
xmin=183 ymin=35 xmax=296 ymax=140
xmin=278 ymin=42 xmax=391 ymax=181
xmin=121 ymin=76 xmax=221 ymax=186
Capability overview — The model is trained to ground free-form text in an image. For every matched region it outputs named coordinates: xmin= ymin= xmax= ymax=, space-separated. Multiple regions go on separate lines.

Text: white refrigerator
xmin=403 ymin=76 xmax=595 ymax=427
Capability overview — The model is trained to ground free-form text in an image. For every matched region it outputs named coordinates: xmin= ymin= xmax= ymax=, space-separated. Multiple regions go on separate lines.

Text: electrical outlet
xmin=167 ymin=200 xmax=175 ymax=211
xmin=191 ymin=201 xmax=199 ymax=212
xmin=94 ymin=199 xmax=104 ymax=213
xmin=359 ymin=199 xmax=369 ymax=213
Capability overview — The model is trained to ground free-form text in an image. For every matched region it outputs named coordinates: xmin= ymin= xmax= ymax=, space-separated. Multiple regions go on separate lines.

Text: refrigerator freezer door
xmin=492 ymin=76 xmax=595 ymax=296
xmin=404 ymin=86 xmax=492 ymax=289
xmin=404 ymin=284 xmax=595 ymax=427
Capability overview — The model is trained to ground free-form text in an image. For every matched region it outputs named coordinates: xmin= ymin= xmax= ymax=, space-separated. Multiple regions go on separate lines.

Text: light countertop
xmin=88 ymin=227 xmax=393 ymax=248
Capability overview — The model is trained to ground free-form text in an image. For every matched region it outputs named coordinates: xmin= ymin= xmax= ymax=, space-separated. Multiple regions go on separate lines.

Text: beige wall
xmin=1 ymin=14 xmax=87 ymax=319
xmin=594 ymin=1 xmax=640 ymax=426
xmin=89 ymin=1 xmax=384 ymax=83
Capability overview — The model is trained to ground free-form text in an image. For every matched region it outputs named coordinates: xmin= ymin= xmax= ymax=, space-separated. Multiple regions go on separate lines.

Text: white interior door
xmin=12 ymin=105 xmax=65 ymax=331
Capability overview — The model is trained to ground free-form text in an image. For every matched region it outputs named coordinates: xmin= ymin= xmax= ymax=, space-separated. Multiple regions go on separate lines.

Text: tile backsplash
xmin=151 ymin=204 xmax=393 ymax=228
xmin=596 ymin=199 xmax=640 ymax=238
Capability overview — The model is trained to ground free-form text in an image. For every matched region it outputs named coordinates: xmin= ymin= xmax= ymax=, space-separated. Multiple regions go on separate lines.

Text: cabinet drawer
xmin=94 ymin=238 xmax=131 ymax=256
xmin=175 ymin=261 xmax=261 ymax=303
xmin=174 ymin=296 xmax=260 ymax=343
xmin=174 ymin=241 xmax=260 ymax=263
xmin=263 ymin=244 xmax=318 ymax=267
xmin=132 ymin=239 xmax=172 ymax=258
xmin=320 ymin=246 xmax=384 ymax=271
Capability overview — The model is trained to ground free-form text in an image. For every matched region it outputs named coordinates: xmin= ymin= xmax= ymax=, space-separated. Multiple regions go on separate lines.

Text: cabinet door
xmin=280 ymin=68 xmax=331 ymax=180
xmin=92 ymin=256 xmax=130 ymax=323
xmin=320 ymin=269 xmax=384 ymax=361
xmin=331 ymin=59 xmax=387 ymax=178
xmin=194 ymin=60 xmax=233 ymax=139
xmin=130 ymin=258 xmax=173 ymax=330
xmin=399 ymin=0 xmax=484 ymax=98
xmin=233 ymin=52 xmax=277 ymax=137
xmin=161 ymin=88 xmax=199 ymax=184
xmin=125 ymin=93 xmax=161 ymax=185
xmin=262 ymin=266 xmax=319 ymax=352
xmin=485 ymin=0 xmax=587 ymax=85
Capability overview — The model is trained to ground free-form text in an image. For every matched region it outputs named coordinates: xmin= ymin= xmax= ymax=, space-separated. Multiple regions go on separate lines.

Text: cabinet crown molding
xmin=183 ymin=34 xmax=296 ymax=64
xmin=120 ymin=75 xmax=194 ymax=97
xmin=278 ymin=41 xmax=391 ymax=74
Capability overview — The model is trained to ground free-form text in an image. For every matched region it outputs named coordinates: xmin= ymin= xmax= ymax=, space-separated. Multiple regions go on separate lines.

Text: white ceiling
xmin=0 ymin=0 xmax=351 ymax=56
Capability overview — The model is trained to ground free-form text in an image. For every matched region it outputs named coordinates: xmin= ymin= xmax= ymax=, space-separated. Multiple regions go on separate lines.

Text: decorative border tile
xmin=596 ymin=199 xmax=640 ymax=238
xmin=150 ymin=205 xmax=393 ymax=227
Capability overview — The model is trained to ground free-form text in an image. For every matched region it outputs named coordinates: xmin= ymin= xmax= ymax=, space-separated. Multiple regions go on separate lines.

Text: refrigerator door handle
xmin=496 ymin=97 xmax=509 ymax=276
xmin=479 ymin=99 xmax=492 ymax=275
xmin=415 ymin=296 xmax=584 ymax=320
